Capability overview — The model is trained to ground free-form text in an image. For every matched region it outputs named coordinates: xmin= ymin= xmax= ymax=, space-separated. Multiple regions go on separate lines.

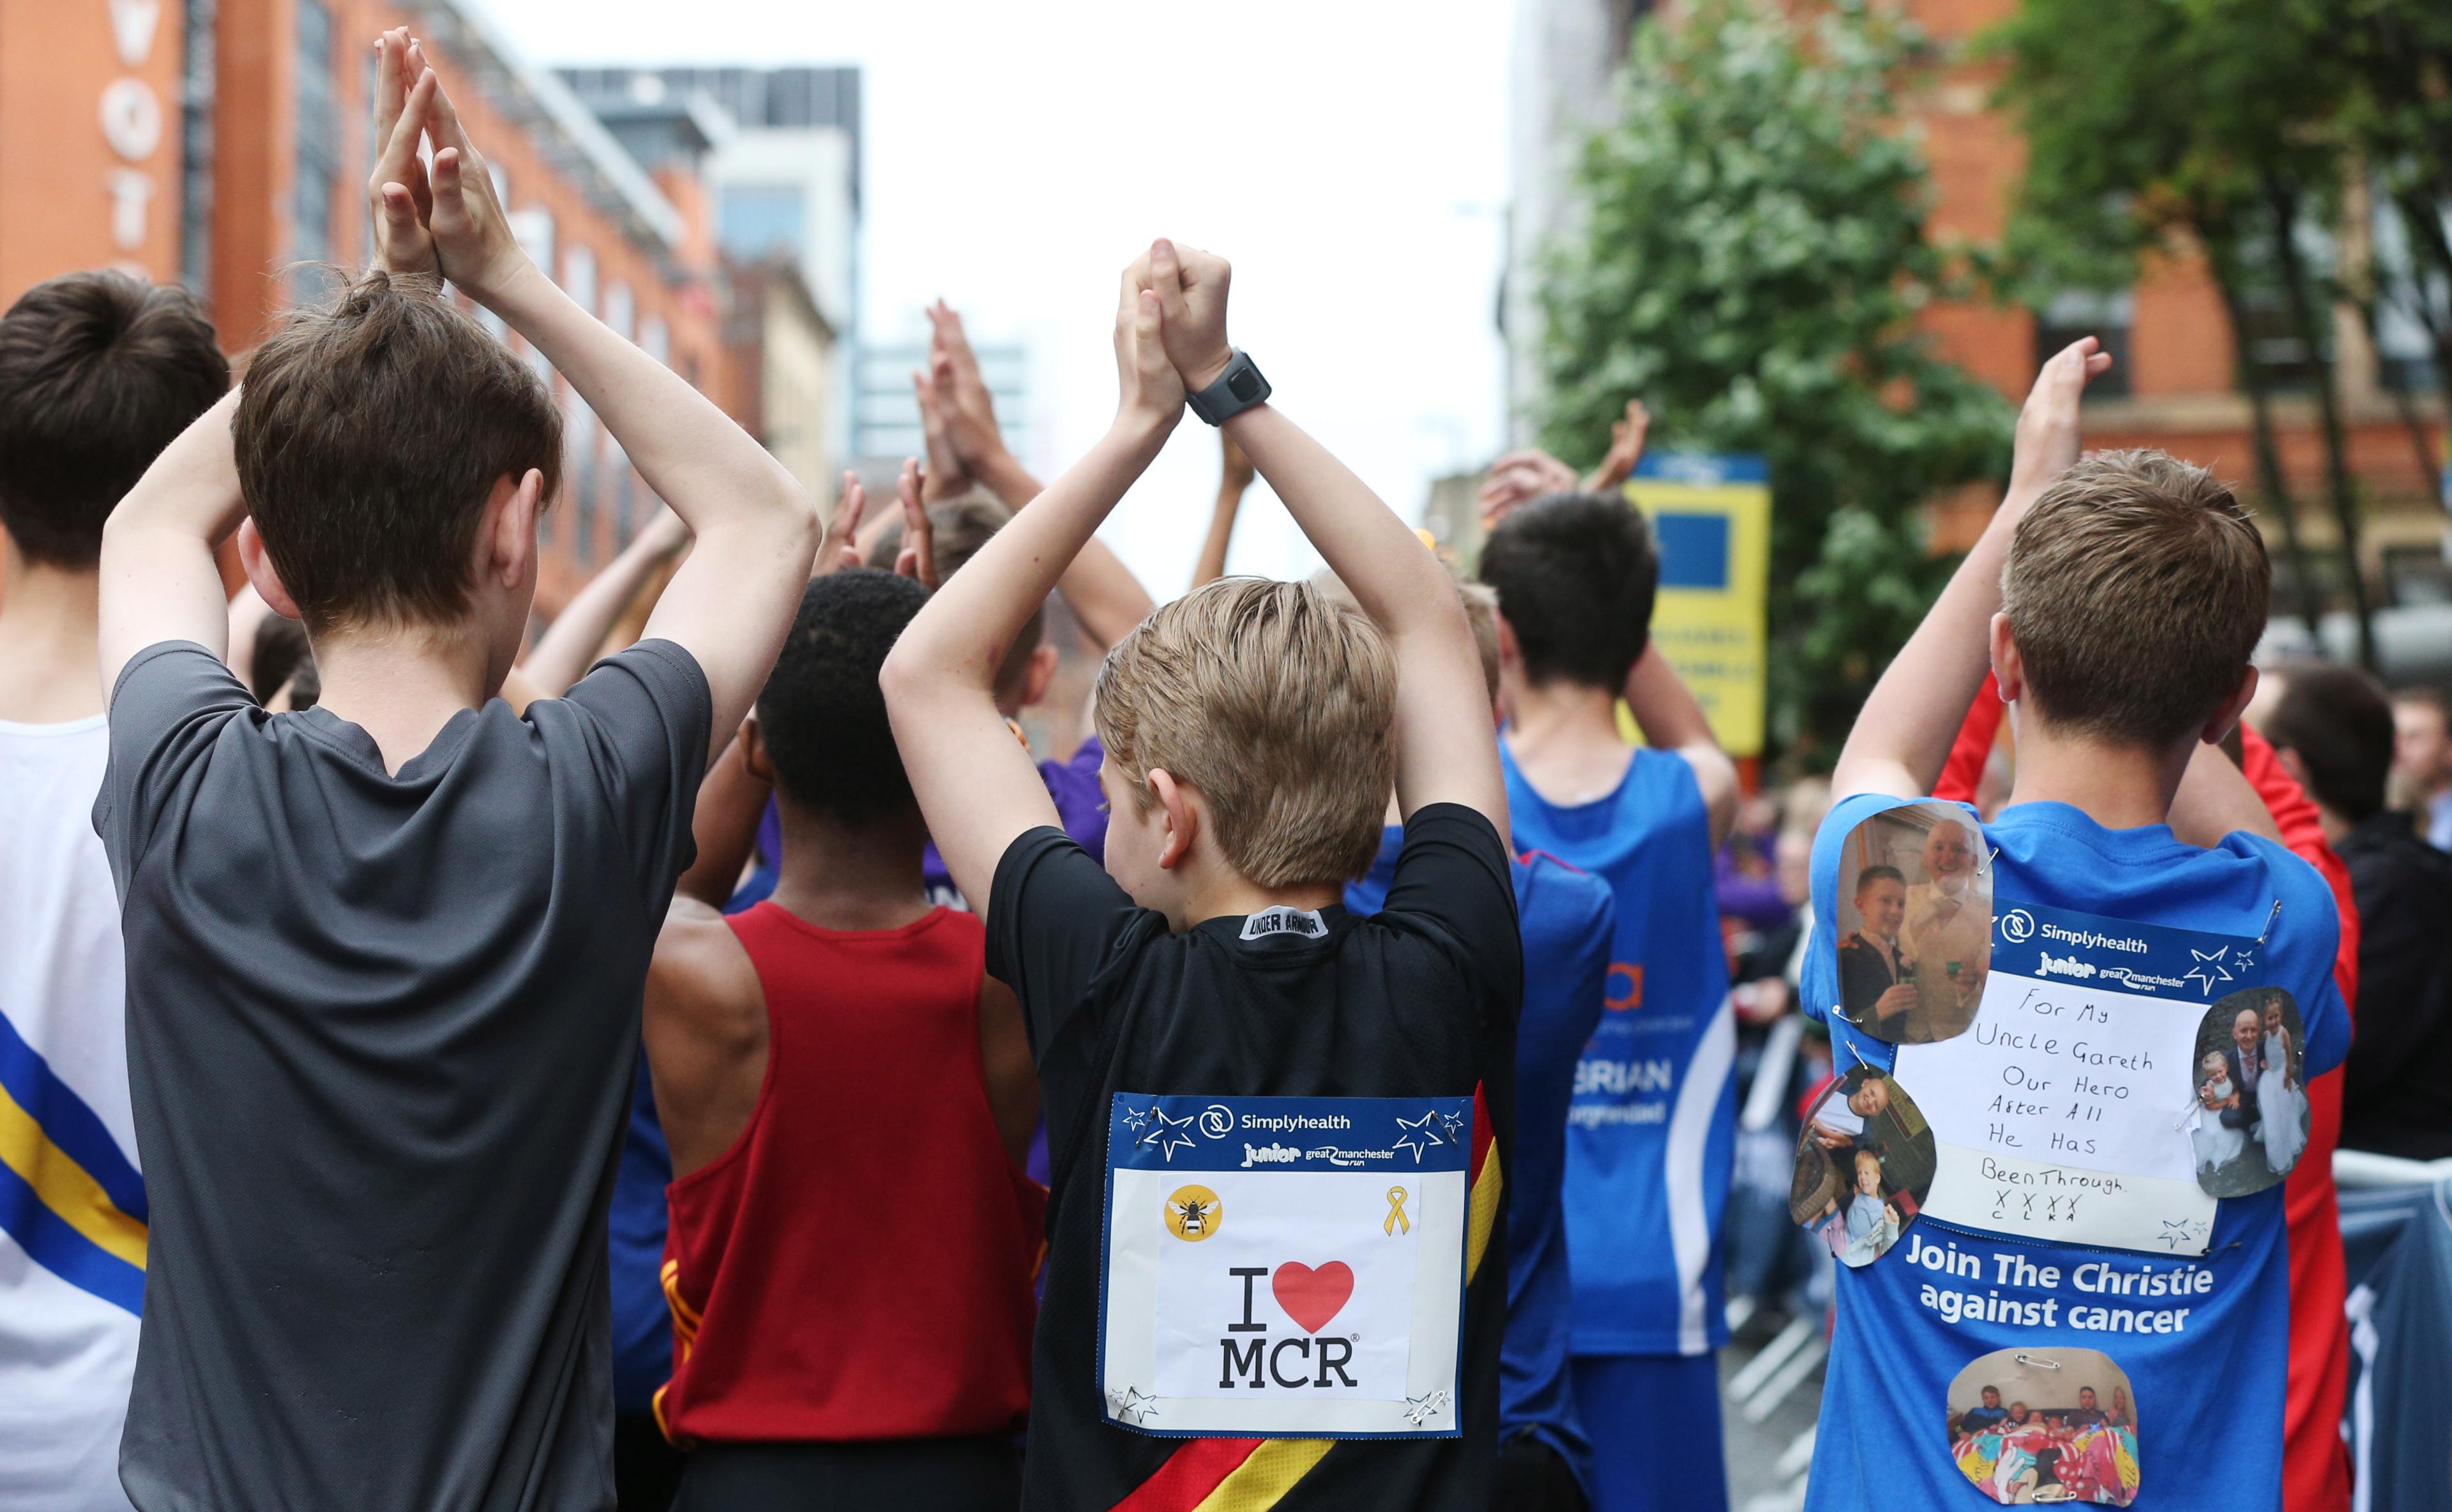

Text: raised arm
xmin=1624 ymin=644 xmax=1739 ymax=847
xmin=1147 ymin=239 xmax=1505 ymax=832
xmin=1190 ymin=433 xmax=1255 ymax=589
xmin=97 ymin=387 xmax=245 ymax=697
xmin=881 ymin=269 xmax=1183 ymax=912
xmin=924 ymin=301 xmax=1154 ymax=650
xmin=399 ymin=64 xmax=817 ymax=764
xmin=1831 ymin=338 xmax=2112 ymax=801
xmin=519 ymin=506 xmax=691 ymax=698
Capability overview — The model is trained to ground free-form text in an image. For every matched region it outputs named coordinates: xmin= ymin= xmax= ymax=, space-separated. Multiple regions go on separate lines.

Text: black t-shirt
xmin=987 ymin=802 xmax=1522 ymax=1511
xmin=95 ymin=640 xmax=710 ymax=1512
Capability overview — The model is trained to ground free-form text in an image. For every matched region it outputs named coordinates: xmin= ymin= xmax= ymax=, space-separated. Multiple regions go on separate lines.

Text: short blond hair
xmin=2001 ymin=450 xmax=2268 ymax=748
xmin=1094 ymin=577 xmax=1396 ymax=886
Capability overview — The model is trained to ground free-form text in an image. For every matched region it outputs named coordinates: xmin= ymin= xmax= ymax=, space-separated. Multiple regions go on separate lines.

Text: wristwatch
xmin=1185 ymin=349 xmax=1270 ymax=426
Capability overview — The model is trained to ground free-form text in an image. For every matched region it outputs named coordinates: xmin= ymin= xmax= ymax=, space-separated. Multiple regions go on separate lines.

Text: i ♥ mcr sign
xmin=1100 ymin=1092 xmax=1472 ymax=1438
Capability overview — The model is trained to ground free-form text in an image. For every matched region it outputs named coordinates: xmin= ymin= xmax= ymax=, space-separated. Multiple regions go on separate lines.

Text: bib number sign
xmin=1100 ymin=1093 xmax=1471 ymax=1438
xmin=1895 ymin=902 xmax=2259 ymax=1256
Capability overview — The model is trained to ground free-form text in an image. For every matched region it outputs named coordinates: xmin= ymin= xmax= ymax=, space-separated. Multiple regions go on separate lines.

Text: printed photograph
xmin=2184 ymin=986 xmax=2310 ymax=1199
xmin=1789 ymin=1066 xmax=1937 ymax=1267
xmin=1833 ymin=801 xmax=1993 ymax=1045
xmin=1946 ymin=1346 xmax=2140 ymax=1505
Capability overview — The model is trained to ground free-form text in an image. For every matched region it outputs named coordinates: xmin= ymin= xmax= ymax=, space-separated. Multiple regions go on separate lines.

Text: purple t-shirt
xmin=924 ymin=734 xmax=1109 ymax=909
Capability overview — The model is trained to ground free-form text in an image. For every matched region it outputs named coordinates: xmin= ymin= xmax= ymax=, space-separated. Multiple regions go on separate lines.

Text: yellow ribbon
xmin=1384 ymin=1186 xmax=1411 ymax=1236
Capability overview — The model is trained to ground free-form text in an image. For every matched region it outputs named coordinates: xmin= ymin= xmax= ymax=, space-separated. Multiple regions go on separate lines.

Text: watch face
xmin=1227 ymin=367 xmax=1265 ymax=401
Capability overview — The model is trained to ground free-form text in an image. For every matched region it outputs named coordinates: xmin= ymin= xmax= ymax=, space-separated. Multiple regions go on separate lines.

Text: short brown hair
xmin=0 ymin=271 xmax=228 ymax=564
xmin=1315 ymin=569 xmax=1499 ymax=704
xmin=235 ymin=271 xmax=560 ymax=631
xmin=2000 ymin=450 xmax=2268 ymax=748
xmin=868 ymin=488 xmax=1044 ymax=698
xmin=1094 ymin=577 xmax=1396 ymax=887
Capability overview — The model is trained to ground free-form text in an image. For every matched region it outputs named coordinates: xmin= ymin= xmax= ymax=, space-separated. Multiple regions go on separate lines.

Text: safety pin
xmin=2255 ymin=898 xmax=2281 ymax=946
xmin=2013 ymin=1353 xmax=2062 ymax=1370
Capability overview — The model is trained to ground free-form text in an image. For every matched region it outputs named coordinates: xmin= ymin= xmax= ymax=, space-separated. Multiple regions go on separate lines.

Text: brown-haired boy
xmin=0 ymin=269 xmax=225 ymax=1512
xmin=883 ymin=243 xmax=1520 ymax=1508
xmin=91 ymin=33 xmax=814 ymax=1510
xmin=1797 ymin=340 xmax=2349 ymax=1510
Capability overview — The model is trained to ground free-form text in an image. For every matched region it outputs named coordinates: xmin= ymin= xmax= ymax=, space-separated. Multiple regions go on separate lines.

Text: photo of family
xmin=2184 ymin=985 xmax=2310 ymax=1198
xmin=1946 ymin=1347 xmax=2141 ymax=1505
xmin=1833 ymin=801 xmax=1993 ymax=1045
xmin=1789 ymin=1066 xmax=1937 ymax=1267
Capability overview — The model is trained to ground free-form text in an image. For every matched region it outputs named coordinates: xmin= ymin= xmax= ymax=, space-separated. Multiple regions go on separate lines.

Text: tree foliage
xmin=1538 ymin=0 xmax=2012 ymax=753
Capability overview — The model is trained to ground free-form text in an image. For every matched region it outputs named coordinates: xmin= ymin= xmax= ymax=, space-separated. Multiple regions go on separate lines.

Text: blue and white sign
xmin=1895 ymin=902 xmax=2264 ymax=1256
xmin=1100 ymin=1093 xmax=1471 ymax=1439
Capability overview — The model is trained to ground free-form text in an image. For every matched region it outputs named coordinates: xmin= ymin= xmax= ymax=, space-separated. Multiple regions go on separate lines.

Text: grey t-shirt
xmin=95 ymin=639 xmax=711 ymax=1512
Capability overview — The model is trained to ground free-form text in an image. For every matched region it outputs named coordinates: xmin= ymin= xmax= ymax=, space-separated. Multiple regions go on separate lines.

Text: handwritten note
xmin=1892 ymin=901 xmax=2259 ymax=1255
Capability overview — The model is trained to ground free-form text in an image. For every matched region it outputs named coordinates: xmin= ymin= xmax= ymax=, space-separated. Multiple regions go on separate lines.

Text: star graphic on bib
xmin=1137 ymin=1108 xmax=1199 ymax=1161
xmin=1122 ymin=1103 xmax=1154 ymax=1132
xmin=1438 ymin=1108 xmax=1467 ymax=1142
xmin=2181 ymin=947 xmax=2236 ymax=997
xmin=2158 ymin=1219 xmax=2195 ymax=1250
xmin=1403 ymin=1388 xmax=1451 ymax=1426
xmin=1108 ymin=1386 xmax=1160 ymax=1425
xmin=1393 ymin=1110 xmax=1445 ymax=1164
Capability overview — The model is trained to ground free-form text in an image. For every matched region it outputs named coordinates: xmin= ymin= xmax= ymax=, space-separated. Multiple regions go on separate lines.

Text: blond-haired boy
xmin=883 ymin=242 xmax=1520 ymax=1508
xmin=1799 ymin=341 xmax=2348 ymax=1510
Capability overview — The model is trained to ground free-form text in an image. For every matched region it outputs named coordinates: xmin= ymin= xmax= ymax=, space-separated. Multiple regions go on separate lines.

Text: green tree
xmin=1537 ymin=0 xmax=2013 ymax=753
xmin=1991 ymin=0 xmax=2384 ymax=667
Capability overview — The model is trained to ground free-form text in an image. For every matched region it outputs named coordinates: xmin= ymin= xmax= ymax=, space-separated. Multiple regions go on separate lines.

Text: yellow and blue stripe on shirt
xmin=0 ymin=1011 xmax=145 ymax=1312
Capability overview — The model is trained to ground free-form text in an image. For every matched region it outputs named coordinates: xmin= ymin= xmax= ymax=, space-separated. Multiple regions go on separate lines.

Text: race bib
xmin=1100 ymin=1093 xmax=1471 ymax=1438
xmin=1896 ymin=902 xmax=2262 ymax=1256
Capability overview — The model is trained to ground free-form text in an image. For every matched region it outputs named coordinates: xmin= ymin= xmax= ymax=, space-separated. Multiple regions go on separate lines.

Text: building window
xmin=720 ymin=186 xmax=805 ymax=258
xmin=292 ymin=0 xmax=341 ymax=293
xmin=605 ymin=282 xmax=635 ymax=342
xmin=179 ymin=0 xmax=218 ymax=297
xmin=2372 ymin=187 xmax=2448 ymax=395
xmin=563 ymin=245 xmax=598 ymax=315
xmin=2033 ymin=290 xmax=2133 ymax=400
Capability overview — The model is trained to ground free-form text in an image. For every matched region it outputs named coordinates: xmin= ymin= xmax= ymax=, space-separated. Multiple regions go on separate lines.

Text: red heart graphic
xmin=1272 ymin=1261 xmax=1355 ymax=1334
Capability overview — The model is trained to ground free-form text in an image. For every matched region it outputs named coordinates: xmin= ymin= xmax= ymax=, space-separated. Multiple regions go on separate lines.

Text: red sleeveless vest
xmin=656 ymin=903 xmax=1041 ymax=1443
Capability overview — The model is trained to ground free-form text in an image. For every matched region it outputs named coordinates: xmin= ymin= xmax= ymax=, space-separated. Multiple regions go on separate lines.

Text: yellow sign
xmin=1616 ymin=456 xmax=1772 ymax=758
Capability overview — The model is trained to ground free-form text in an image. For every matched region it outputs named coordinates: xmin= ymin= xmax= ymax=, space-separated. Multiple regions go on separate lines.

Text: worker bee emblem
xmin=1164 ymin=1184 xmax=1222 ymax=1242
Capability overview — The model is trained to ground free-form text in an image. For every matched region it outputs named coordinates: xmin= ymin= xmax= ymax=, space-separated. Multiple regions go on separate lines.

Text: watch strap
xmin=1186 ymin=349 xmax=1271 ymax=426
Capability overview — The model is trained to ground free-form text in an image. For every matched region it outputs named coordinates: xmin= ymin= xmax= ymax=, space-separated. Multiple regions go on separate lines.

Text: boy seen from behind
xmin=645 ymin=563 xmax=1041 ymax=1508
xmin=92 ymin=36 xmax=815 ymax=1511
xmin=1799 ymin=341 xmax=2348 ymax=1509
xmin=882 ymin=241 xmax=1522 ymax=1509
xmin=0 ymin=271 xmax=226 ymax=1512
xmin=1476 ymin=490 xmax=1741 ymax=1512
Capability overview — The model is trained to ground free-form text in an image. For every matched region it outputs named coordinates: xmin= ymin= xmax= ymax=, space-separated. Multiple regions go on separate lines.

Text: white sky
xmin=473 ymin=0 xmax=1516 ymax=591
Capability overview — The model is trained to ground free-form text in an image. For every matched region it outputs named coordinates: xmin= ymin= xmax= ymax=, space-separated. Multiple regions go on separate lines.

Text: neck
xmin=310 ymin=618 xmax=503 ymax=775
xmin=2315 ymin=802 xmax=2354 ymax=845
xmin=0 ymin=552 xmax=105 ymax=723
xmin=1178 ymin=866 xmax=1343 ymax=934
xmin=1501 ymin=674 xmax=1633 ymax=804
xmin=2001 ymin=706 xmax=2191 ymax=831
xmin=766 ymin=805 xmax=936 ymax=931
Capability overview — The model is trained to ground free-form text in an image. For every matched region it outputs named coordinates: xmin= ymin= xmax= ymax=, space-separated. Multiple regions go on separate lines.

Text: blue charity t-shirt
xmin=1350 ymin=823 xmax=1616 ymax=1488
xmin=1499 ymin=742 xmax=1734 ymax=1357
xmin=1800 ymin=793 xmax=2349 ymax=1511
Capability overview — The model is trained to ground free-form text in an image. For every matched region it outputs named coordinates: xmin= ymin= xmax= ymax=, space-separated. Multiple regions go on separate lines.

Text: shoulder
xmin=650 ymin=900 xmax=762 ymax=1027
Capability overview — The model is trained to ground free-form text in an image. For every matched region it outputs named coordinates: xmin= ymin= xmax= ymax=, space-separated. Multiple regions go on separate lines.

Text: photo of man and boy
xmin=1833 ymin=801 xmax=1993 ymax=1045
xmin=2185 ymin=985 xmax=2311 ymax=1198
xmin=1947 ymin=1348 xmax=2141 ymax=1505
xmin=1789 ymin=1065 xmax=1937 ymax=1267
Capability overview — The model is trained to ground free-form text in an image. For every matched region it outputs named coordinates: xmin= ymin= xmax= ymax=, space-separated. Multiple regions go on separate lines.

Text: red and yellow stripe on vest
xmin=1112 ymin=1083 xmax=1503 ymax=1512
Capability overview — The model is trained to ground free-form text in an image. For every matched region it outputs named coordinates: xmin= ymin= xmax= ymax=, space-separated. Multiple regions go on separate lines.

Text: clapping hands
xmin=366 ymin=28 xmax=533 ymax=302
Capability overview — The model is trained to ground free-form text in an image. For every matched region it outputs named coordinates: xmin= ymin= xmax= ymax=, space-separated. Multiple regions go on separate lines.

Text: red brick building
xmin=0 ymin=0 xmax=731 ymax=616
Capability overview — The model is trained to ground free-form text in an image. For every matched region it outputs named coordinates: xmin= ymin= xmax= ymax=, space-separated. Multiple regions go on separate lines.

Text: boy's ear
xmin=1988 ymin=612 xmax=2024 ymax=706
xmin=1149 ymin=767 xmax=1197 ymax=871
xmin=739 ymin=714 xmax=773 ymax=783
xmin=2199 ymin=663 xmax=2260 ymax=747
xmin=1021 ymin=642 xmax=1060 ymax=709
xmin=481 ymin=469 xmax=545 ymax=591
xmin=236 ymin=518 xmax=305 ymax=622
